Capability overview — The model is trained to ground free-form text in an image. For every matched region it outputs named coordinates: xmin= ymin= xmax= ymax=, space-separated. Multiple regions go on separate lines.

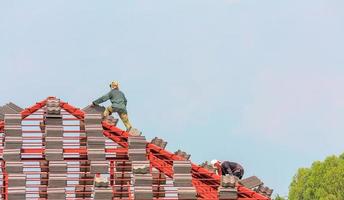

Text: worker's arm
xmin=92 ymin=92 xmax=111 ymax=105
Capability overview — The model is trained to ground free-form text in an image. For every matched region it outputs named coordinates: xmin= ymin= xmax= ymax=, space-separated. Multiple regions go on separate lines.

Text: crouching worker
xmin=211 ymin=159 xmax=244 ymax=180
xmin=92 ymin=81 xmax=132 ymax=131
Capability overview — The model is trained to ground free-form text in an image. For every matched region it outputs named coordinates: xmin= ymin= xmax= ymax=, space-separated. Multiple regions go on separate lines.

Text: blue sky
xmin=1 ymin=0 xmax=344 ymax=196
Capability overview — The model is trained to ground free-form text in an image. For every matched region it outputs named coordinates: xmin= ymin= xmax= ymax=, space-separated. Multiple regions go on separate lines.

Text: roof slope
xmin=0 ymin=97 xmax=270 ymax=200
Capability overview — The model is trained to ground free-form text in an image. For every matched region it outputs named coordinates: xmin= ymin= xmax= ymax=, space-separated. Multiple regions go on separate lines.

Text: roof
xmin=0 ymin=97 xmax=270 ymax=200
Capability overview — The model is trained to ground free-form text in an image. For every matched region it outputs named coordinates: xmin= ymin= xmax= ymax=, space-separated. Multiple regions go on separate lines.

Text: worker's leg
xmin=119 ymin=112 xmax=132 ymax=131
xmin=103 ymin=106 xmax=113 ymax=117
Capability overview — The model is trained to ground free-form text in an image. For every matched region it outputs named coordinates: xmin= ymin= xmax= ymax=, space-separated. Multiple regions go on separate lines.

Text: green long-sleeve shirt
xmin=93 ymin=88 xmax=128 ymax=113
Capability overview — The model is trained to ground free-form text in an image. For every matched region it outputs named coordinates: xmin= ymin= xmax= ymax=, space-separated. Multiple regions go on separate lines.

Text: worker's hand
xmin=91 ymin=102 xmax=96 ymax=107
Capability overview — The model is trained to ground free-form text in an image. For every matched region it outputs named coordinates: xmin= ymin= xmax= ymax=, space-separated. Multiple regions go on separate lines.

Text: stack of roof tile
xmin=128 ymin=135 xmax=154 ymax=200
xmin=173 ymin=160 xmax=197 ymax=200
xmin=4 ymin=114 xmax=26 ymax=199
xmin=0 ymin=102 xmax=23 ymax=120
xmin=45 ymin=99 xmax=66 ymax=199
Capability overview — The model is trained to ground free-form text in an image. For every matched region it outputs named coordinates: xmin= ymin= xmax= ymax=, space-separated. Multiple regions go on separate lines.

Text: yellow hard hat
xmin=109 ymin=81 xmax=119 ymax=88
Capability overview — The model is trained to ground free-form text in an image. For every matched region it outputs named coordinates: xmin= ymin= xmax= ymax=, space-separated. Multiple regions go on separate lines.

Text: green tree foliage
xmin=274 ymin=195 xmax=287 ymax=200
xmin=289 ymin=153 xmax=344 ymax=200
xmin=339 ymin=153 xmax=344 ymax=160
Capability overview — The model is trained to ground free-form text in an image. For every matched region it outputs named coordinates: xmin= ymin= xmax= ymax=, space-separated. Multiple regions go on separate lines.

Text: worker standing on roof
xmin=211 ymin=159 xmax=244 ymax=179
xmin=92 ymin=81 xmax=132 ymax=131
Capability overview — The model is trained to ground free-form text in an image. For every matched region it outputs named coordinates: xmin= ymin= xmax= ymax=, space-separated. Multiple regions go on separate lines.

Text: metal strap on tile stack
xmin=44 ymin=98 xmax=66 ymax=199
xmin=4 ymin=114 xmax=26 ymax=199
xmin=173 ymin=160 xmax=197 ymax=200
xmin=128 ymin=135 xmax=154 ymax=199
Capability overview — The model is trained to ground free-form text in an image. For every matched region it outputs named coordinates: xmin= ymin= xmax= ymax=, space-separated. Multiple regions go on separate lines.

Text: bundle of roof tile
xmin=0 ymin=102 xmax=23 ymax=120
xmin=3 ymin=113 xmax=26 ymax=199
xmin=173 ymin=160 xmax=197 ymax=199
xmin=128 ymin=135 xmax=154 ymax=200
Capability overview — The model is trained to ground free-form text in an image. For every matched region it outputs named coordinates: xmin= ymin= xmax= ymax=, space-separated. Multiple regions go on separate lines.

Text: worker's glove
xmin=91 ymin=102 xmax=97 ymax=107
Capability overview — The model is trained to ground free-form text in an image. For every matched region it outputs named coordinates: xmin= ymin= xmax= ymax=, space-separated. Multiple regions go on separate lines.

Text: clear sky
xmin=1 ymin=0 xmax=343 ymax=197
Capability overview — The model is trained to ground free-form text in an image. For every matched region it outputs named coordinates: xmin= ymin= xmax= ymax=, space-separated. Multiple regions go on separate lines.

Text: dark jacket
xmin=221 ymin=161 xmax=244 ymax=179
xmin=93 ymin=88 xmax=128 ymax=113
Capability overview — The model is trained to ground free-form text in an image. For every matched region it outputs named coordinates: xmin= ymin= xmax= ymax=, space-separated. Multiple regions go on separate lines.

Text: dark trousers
xmin=233 ymin=168 xmax=244 ymax=179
